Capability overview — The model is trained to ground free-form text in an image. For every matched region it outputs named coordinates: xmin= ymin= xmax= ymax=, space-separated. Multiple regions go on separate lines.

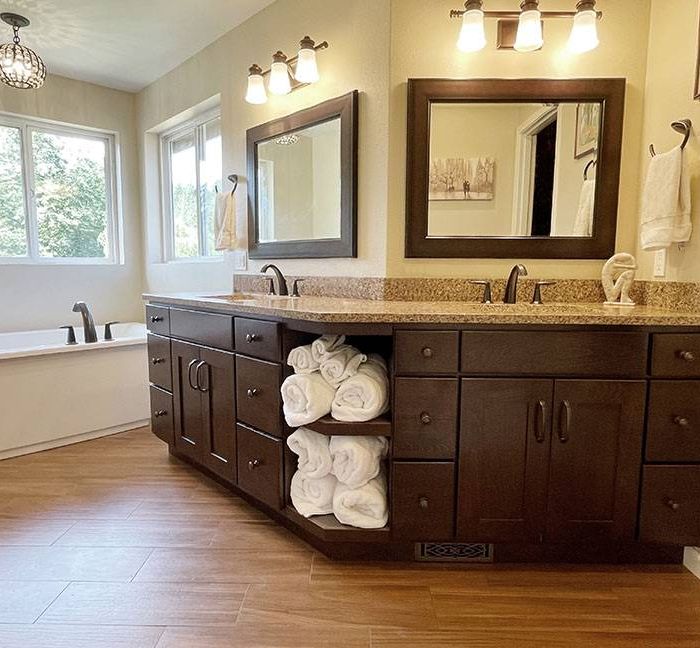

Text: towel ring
xmin=227 ymin=174 xmax=239 ymax=194
xmin=649 ymin=118 xmax=692 ymax=157
xmin=583 ymin=159 xmax=597 ymax=180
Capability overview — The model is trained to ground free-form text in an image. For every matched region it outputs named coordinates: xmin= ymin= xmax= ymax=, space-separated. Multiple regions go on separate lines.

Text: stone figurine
xmin=602 ymin=253 xmax=637 ymax=307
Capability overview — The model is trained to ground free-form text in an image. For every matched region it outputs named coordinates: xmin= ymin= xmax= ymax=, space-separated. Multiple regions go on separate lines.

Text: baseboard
xmin=0 ymin=420 xmax=150 ymax=460
xmin=684 ymin=547 xmax=700 ymax=580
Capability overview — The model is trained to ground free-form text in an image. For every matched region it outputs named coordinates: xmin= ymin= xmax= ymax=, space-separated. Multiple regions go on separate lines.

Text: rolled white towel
xmin=281 ymin=373 xmax=336 ymax=428
xmin=332 ymin=471 xmax=388 ymax=529
xmin=331 ymin=354 xmax=390 ymax=422
xmin=329 ymin=435 xmax=388 ymax=489
xmin=319 ymin=345 xmax=367 ymax=388
xmin=291 ymin=471 xmax=337 ymax=518
xmin=311 ymin=334 xmax=346 ymax=363
xmin=287 ymin=344 xmax=320 ymax=375
xmin=286 ymin=427 xmax=332 ymax=479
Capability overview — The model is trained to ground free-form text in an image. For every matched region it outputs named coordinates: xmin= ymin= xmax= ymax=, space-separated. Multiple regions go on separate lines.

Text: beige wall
xmin=636 ymin=0 xmax=700 ymax=282
xmin=0 ymin=74 xmax=143 ymax=333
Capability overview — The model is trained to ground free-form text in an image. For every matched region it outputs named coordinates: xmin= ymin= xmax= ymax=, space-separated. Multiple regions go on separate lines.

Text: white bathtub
xmin=0 ymin=323 xmax=150 ymax=459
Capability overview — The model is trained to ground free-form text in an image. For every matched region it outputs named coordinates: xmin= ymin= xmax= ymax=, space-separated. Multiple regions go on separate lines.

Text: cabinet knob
xmin=151 ymin=357 xmax=165 ymax=365
xmin=665 ymin=498 xmax=680 ymax=511
xmin=678 ymin=350 xmax=696 ymax=362
xmin=246 ymin=333 xmax=259 ymax=343
xmin=247 ymin=387 xmax=259 ymax=398
xmin=419 ymin=497 xmax=429 ymax=510
xmin=420 ymin=412 xmax=432 ymax=425
xmin=673 ymin=415 xmax=690 ymax=427
xmin=421 ymin=347 xmax=433 ymax=358
xmin=248 ymin=458 xmax=261 ymax=471
xmin=153 ymin=410 xmax=167 ymax=418
xmin=150 ymin=315 xmax=163 ymax=323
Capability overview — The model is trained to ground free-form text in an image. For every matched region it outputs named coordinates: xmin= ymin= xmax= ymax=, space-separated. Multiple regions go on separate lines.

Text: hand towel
xmin=214 ymin=192 xmax=237 ymax=251
xmin=311 ymin=334 xmax=346 ymax=363
xmin=640 ymin=146 xmax=692 ymax=251
xmin=332 ymin=471 xmax=388 ymax=529
xmin=281 ymin=373 xmax=336 ymax=428
xmin=331 ymin=354 xmax=390 ymax=422
xmin=573 ymin=178 xmax=596 ymax=237
xmin=287 ymin=344 xmax=320 ymax=375
xmin=329 ymin=435 xmax=389 ymax=489
xmin=290 ymin=470 xmax=337 ymax=518
xmin=286 ymin=427 xmax=332 ymax=479
xmin=319 ymin=345 xmax=367 ymax=388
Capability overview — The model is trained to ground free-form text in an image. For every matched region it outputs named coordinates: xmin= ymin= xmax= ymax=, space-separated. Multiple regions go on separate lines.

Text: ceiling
xmin=0 ymin=0 xmax=276 ymax=92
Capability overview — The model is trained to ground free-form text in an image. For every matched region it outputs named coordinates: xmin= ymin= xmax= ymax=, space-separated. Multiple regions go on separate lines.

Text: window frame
xmin=160 ymin=108 xmax=223 ymax=262
xmin=0 ymin=112 xmax=121 ymax=265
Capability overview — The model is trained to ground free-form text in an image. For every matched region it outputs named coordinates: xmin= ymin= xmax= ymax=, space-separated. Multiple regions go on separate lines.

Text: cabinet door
xmin=546 ymin=380 xmax=645 ymax=543
xmin=199 ymin=347 xmax=237 ymax=484
xmin=172 ymin=340 xmax=203 ymax=462
xmin=457 ymin=379 xmax=553 ymax=543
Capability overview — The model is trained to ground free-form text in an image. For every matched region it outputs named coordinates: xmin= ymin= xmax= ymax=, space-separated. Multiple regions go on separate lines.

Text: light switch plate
xmin=653 ymin=249 xmax=667 ymax=277
xmin=233 ymin=249 xmax=247 ymax=271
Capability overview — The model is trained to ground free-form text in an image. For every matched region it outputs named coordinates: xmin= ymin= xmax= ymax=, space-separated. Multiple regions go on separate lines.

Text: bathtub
xmin=0 ymin=323 xmax=150 ymax=459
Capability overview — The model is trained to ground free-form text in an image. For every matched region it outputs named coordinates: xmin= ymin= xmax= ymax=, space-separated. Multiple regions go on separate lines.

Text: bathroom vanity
xmin=144 ymin=293 xmax=700 ymax=563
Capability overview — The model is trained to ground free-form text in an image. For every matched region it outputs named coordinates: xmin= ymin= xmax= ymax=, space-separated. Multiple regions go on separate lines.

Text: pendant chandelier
xmin=0 ymin=13 xmax=46 ymax=90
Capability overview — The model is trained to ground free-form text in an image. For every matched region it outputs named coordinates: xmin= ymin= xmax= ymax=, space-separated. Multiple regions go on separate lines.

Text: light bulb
xmin=457 ymin=9 xmax=486 ymax=52
xmin=245 ymin=64 xmax=267 ymax=104
xmin=514 ymin=9 xmax=543 ymax=52
xmin=568 ymin=9 xmax=599 ymax=53
xmin=295 ymin=36 xmax=319 ymax=84
xmin=268 ymin=51 xmax=291 ymax=95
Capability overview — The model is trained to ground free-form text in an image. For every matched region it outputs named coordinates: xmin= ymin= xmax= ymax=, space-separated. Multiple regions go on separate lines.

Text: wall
xmin=388 ymin=0 xmax=652 ymax=279
xmin=636 ymin=0 xmax=700 ymax=282
xmin=0 ymin=74 xmax=143 ymax=333
xmin=137 ymin=0 xmax=391 ymax=294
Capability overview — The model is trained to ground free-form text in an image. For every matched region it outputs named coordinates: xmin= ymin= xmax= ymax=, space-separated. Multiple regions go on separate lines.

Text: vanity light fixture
xmin=245 ymin=37 xmax=329 ymax=105
xmin=449 ymin=1 xmax=601 ymax=53
xmin=0 ymin=13 xmax=46 ymax=89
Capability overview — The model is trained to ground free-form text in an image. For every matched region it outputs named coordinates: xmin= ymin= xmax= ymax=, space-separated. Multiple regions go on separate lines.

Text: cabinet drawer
xmin=393 ymin=462 xmax=454 ymax=541
xmin=235 ymin=318 xmax=281 ymax=362
xmin=236 ymin=424 xmax=283 ymax=510
xmin=394 ymin=378 xmax=458 ymax=459
xmin=150 ymin=385 xmax=173 ymax=444
xmin=170 ymin=308 xmax=234 ymax=351
xmin=147 ymin=334 xmax=172 ymax=391
xmin=236 ymin=355 xmax=282 ymax=436
xmin=647 ymin=381 xmax=700 ymax=462
xmin=651 ymin=334 xmax=700 ymax=377
xmin=639 ymin=466 xmax=700 ymax=546
xmin=146 ymin=305 xmax=170 ymax=336
xmin=462 ymin=331 xmax=648 ymax=376
xmin=395 ymin=331 xmax=459 ymax=375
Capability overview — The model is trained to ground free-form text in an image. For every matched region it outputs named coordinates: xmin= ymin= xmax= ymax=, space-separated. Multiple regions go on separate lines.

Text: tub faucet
xmin=503 ymin=264 xmax=528 ymax=304
xmin=72 ymin=301 xmax=98 ymax=343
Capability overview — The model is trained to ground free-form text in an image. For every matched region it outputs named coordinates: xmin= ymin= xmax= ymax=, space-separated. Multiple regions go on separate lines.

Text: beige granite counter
xmin=143 ymin=292 xmax=700 ymax=327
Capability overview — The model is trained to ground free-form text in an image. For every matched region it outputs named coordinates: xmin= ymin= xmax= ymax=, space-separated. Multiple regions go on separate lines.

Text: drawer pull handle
xmin=535 ymin=400 xmax=547 ymax=444
xmin=673 ymin=416 xmax=690 ymax=427
xmin=150 ymin=316 xmax=164 ymax=323
xmin=248 ymin=458 xmax=261 ymax=471
xmin=247 ymin=388 xmax=259 ymax=398
xmin=151 ymin=357 xmax=165 ymax=365
xmin=678 ymin=350 xmax=696 ymax=362
xmin=153 ymin=410 xmax=167 ymax=418
xmin=558 ymin=400 xmax=572 ymax=443
xmin=187 ymin=359 xmax=199 ymax=390
xmin=419 ymin=497 xmax=429 ymax=510
xmin=421 ymin=347 xmax=433 ymax=358
xmin=246 ymin=333 xmax=259 ymax=343
xmin=665 ymin=498 xmax=680 ymax=511
xmin=420 ymin=412 xmax=432 ymax=425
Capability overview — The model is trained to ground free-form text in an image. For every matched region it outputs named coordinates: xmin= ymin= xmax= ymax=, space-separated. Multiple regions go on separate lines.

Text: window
xmin=0 ymin=115 xmax=119 ymax=263
xmin=161 ymin=111 xmax=222 ymax=260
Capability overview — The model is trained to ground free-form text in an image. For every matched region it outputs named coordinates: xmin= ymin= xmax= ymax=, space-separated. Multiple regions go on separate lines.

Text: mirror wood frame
xmin=405 ymin=78 xmax=626 ymax=259
xmin=247 ymin=90 xmax=359 ymax=259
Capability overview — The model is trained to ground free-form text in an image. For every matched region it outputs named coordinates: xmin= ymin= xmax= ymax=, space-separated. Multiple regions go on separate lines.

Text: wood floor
xmin=0 ymin=428 xmax=699 ymax=648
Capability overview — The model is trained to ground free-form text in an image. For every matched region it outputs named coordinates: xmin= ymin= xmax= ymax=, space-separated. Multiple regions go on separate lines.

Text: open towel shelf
xmin=283 ymin=507 xmax=390 ymax=543
xmin=303 ymin=413 xmax=392 ymax=437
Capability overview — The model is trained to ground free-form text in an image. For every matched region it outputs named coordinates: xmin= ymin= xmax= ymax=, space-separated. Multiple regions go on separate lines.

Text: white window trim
xmin=0 ymin=112 xmax=122 ymax=266
xmin=160 ymin=107 xmax=222 ymax=263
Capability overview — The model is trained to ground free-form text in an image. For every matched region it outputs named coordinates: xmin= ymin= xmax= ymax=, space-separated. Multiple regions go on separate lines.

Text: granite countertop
xmin=143 ymin=292 xmax=700 ymax=327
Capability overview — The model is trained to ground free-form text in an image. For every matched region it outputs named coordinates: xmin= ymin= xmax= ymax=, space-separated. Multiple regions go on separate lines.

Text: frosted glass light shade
xmin=568 ymin=10 xmax=599 ymax=53
xmin=457 ymin=9 xmax=486 ymax=52
xmin=269 ymin=60 xmax=292 ymax=95
xmin=295 ymin=46 xmax=319 ymax=83
xmin=245 ymin=70 xmax=267 ymax=104
xmin=514 ymin=9 xmax=543 ymax=52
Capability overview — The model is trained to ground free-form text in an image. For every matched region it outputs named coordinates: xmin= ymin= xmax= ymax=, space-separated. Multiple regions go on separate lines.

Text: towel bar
xmin=649 ymin=118 xmax=692 ymax=157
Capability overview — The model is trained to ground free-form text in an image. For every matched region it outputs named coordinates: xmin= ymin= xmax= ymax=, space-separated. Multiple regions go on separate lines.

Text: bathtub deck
xmin=0 ymin=428 xmax=699 ymax=647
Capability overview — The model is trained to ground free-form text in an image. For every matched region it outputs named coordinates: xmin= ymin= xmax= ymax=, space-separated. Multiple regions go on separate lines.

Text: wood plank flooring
xmin=0 ymin=427 xmax=699 ymax=647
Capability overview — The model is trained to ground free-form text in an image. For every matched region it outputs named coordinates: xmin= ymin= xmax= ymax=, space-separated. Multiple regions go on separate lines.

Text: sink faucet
xmin=503 ymin=264 xmax=528 ymax=304
xmin=72 ymin=301 xmax=98 ymax=343
xmin=260 ymin=264 xmax=289 ymax=296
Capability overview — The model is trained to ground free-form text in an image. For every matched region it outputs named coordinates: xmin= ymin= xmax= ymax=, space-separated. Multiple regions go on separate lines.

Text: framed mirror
xmin=247 ymin=91 xmax=358 ymax=258
xmin=405 ymin=79 xmax=626 ymax=259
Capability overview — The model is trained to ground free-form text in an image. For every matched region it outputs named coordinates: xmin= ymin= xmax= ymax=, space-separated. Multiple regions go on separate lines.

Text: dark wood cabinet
xmin=172 ymin=340 xmax=203 ymax=463
xmin=236 ymin=424 xmax=283 ymax=509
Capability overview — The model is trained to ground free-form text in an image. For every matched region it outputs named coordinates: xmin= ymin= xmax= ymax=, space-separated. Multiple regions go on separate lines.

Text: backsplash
xmin=233 ymin=275 xmax=700 ymax=311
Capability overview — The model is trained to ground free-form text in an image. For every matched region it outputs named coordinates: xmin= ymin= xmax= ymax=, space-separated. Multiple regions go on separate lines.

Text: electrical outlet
xmin=233 ymin=249 xmax=247 ymax=271
xmin=653 ymin=249 xmax=667 ymax=278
